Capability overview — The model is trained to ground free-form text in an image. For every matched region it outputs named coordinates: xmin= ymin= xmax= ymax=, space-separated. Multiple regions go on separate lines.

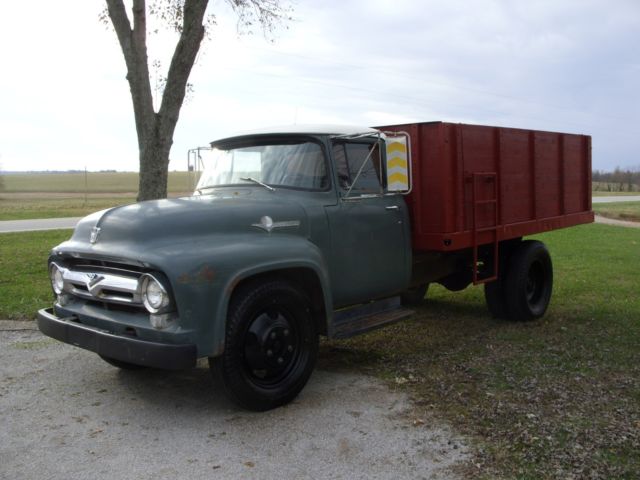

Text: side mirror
xmin=384 ymin=133 xmax=411 ymax=194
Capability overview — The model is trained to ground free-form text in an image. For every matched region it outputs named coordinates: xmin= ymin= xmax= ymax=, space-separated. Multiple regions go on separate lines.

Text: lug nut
xmin=283 ymin=329 xmax=289 ymax=337
xmin=287 ymin=345 xmax=293 ymax=352
xmin=277 ymin=357 xmax=284 ymax=364
xmin=270 ymin=332 xmax=277 ymax=340
xmin=266 ymin=349 xmax=273 ymax=357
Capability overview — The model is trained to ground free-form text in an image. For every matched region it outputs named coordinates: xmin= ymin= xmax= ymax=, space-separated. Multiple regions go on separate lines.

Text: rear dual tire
xmin=484 ymin=240 xmax=553 ymax=321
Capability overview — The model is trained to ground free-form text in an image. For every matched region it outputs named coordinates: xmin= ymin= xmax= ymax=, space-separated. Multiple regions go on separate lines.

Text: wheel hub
xmin=244 ymin=310 xmax=298 ymax=381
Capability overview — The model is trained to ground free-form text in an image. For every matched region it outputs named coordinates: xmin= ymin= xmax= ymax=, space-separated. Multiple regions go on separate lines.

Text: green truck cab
xmin=37 ymin=122 xmax=593 ymax=411
xmin=37 ymin=125 xmax=415 ymax=411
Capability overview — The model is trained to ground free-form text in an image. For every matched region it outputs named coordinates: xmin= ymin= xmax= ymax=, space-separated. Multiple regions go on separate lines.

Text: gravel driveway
xmin=0 ymin=323 xmax=468 ymax=480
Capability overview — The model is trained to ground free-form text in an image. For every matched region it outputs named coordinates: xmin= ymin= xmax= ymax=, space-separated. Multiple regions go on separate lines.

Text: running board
xmin=331 ymin=297 xmax=414 ymax=339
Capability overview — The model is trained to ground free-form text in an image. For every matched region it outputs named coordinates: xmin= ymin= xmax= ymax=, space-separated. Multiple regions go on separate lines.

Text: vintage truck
xmin=37 ymin=121 xmax=593 ymax=411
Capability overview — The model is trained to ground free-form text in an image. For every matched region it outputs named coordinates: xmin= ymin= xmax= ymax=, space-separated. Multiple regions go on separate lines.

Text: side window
xmin=332 ymin=141 xmax=383 ymax=194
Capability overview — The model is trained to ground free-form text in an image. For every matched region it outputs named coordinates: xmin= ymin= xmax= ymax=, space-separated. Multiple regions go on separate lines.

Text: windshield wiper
xmin=240 ymin=177 xmax=275 ymax=191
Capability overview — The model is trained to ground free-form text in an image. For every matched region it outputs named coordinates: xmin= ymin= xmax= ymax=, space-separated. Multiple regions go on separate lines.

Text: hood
xmin=65 ymin=193 xmax=308 ymax=252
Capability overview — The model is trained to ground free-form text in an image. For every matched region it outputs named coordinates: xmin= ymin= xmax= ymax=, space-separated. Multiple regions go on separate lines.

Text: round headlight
xmin=49 ymin=263 xmax=65 ymax=295
xmin=141 ymin=274 xmax=170 ymax=313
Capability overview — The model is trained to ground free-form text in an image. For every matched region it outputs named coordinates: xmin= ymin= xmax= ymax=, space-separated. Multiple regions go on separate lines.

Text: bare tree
xmin=104 ymin=0 xmax=291 ymax=201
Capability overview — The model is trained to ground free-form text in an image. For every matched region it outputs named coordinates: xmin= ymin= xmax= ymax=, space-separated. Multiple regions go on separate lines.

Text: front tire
xmin=210 ymin=280 xmax=318 ymax=411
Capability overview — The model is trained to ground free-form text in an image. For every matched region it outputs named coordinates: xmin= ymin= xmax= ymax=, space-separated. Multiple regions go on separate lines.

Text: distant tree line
xmin=592 ymin=167 xmax=640 ymax=192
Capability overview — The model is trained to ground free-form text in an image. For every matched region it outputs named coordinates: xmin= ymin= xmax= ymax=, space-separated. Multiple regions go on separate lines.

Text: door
xmin=325 ymin=139 xmax=410 ymax=307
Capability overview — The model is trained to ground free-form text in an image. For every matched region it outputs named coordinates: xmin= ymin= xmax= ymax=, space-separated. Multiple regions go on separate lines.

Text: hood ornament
xmin=252 ymin=216 xmax=300 ymax=233
xmin=90 ymin=227 xmax=101 ymax=244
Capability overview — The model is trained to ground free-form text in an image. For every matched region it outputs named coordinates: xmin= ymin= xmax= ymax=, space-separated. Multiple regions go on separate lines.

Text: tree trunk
xmin=106 ymin=0 xmax=208 ymax=202
xmin=138 ymin=120 xmax=172 ymax=200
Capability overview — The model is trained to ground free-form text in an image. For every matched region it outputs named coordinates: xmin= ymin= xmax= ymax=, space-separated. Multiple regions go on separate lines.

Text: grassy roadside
xmin=321 ymin=223 xmax=640 ymax=479
xmin=593 ymin=201 xmax=640 ymax=222
xmin=0 ymin=230 xmax=72 ymax=320
xmin=2 ymin=224 xmax=639 ymax=478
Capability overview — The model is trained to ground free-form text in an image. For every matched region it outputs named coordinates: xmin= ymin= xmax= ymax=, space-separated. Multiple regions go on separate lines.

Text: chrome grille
xmin=55 ymin=264 xmax=143 ymax=307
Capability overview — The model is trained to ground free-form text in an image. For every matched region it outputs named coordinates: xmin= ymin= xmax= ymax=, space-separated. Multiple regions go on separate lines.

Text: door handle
xmin=385 ymin=205 xmax=399 ymax=210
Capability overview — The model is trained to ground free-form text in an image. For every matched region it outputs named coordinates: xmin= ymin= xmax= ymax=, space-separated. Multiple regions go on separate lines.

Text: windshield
xmin=196 ymin=140 xmax=328 ymax=192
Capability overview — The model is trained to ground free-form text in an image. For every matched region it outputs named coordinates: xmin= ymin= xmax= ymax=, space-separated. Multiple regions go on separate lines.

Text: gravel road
xmin=0 ymin=323 xmax=468 ymax=480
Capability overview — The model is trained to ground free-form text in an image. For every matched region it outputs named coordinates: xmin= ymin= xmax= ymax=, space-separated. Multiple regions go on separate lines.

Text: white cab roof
xmin=211 ymin=124 xmax=380 ymax=145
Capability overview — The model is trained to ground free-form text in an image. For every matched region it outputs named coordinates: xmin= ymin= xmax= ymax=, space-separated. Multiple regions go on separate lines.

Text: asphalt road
xmin=0 ymin=324 xmax=468 ymax=480
xmin=0 ymin=217 xmax=82 ymax=233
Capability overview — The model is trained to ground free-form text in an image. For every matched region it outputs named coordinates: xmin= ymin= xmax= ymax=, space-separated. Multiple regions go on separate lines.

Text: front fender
xmin=151 ymin=233 xmax=332 ymax=358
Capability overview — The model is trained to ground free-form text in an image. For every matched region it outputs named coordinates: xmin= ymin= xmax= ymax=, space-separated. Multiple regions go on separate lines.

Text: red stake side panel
xmin=377 ymin=122 xmax=594 ymax=252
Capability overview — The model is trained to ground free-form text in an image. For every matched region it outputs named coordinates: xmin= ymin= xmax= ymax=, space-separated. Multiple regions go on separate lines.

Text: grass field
xmin=593 ymin=201 xmax=640 ymax=222
xmin=0 ymin=171 xmax=200 ymax=220
xmin=2 ymin=173 xmax=639 ymax=222
xmin=1 ymin=223 xmax=639 ymax=478
xmin=0 ymin=171 xmax=198 ymax=193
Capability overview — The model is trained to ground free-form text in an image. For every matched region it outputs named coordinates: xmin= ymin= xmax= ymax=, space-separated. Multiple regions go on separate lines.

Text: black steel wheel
xmin=210 ymin=279 xmax=318 ymax=411
xmin=503 ymin=240 xmax=553 ymax=321
xmin=99 ymin=355 xmax=146 ymax=370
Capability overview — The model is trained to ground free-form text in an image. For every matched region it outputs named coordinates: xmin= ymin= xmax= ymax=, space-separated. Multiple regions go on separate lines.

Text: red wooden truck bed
xmin=379 ymin=121 xmax=594 ymax=253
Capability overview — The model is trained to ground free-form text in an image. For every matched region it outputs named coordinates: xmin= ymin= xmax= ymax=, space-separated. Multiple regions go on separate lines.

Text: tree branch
xmin=157 ymin=0 xmax=208 ymax=142
xmin=106 ymin=0 xmax=155 ymax=150
xmin=106 ymin=0 xmax=133 ymax=61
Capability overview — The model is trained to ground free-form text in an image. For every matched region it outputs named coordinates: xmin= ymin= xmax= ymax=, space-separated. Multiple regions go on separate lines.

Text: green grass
xmin=1 ymin=171 xmax=199 ymax=193
xmin=320 ymin=223 xmax=640 ymax=479
xmin=593 ymin=201 xmax=640 ymax=222
xmin=0 ymin=230 xmax=72 ymax=320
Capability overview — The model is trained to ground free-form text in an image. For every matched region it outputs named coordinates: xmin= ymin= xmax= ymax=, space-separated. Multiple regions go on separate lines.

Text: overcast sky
xmin=0 ymin=0 xmax=638 ymax=172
